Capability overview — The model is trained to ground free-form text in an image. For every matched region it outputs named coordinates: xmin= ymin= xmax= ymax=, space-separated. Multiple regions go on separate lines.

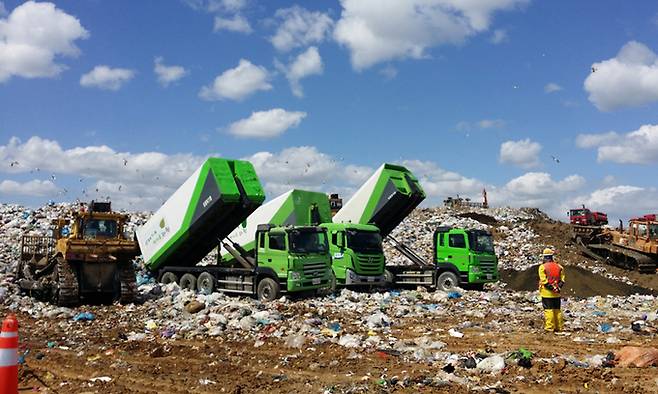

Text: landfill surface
xmin=1 ymin=203 xmax=657 ymax=393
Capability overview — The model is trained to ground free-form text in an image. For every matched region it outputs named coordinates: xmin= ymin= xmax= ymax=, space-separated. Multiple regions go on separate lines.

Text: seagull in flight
xmin=550 ymin=155 xmax=560 ymax=164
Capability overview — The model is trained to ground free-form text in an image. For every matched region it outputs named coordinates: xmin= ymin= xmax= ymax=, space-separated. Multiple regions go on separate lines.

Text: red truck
xmin=569 ymin=205 xmax=608 ymax=226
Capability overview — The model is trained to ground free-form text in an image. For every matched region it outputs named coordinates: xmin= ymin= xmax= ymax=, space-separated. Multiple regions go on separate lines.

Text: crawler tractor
xmin=17 ymin=201 xmax=139 ymax=305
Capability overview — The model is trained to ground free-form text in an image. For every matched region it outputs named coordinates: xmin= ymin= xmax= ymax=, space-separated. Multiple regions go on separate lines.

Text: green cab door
xmin=261 ymin=232 xmax=289 ymax=279
xmin=440 ymin=231 xmax=470 ymax=271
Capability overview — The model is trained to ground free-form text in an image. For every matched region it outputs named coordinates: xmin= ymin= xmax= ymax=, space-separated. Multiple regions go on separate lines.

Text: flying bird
xmin=9 ymin=161 xmax=19 ymax=167
xmin=591 ymin=67 xmax=597 ymax=73
xmin=550 ymin=155 xmax=560 ymax=164
xmin=123 ymin=158 xmax=128 ymax=166
xmin=50 ymin=174 xmax=56 ymax=181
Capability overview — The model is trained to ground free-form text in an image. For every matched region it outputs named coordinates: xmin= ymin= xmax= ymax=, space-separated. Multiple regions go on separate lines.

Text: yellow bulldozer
xmin=576 ymin=214 xmax=657 ymax=274
xmin=17 ymin=201 xmax=139 ymax=306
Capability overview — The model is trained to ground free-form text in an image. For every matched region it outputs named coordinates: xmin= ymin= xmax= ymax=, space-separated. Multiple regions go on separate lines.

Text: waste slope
xmin=501 ymin=264 xmax=655 ymax=297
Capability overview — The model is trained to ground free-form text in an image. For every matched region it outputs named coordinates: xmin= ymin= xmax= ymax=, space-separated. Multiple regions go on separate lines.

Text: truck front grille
xmin=355 ymin=254 xmax=384 ymax=275
xmin=302 ymin=262 xmax=327 ymax=278
xmin=478 ymin=259 xmax=498 ymax=274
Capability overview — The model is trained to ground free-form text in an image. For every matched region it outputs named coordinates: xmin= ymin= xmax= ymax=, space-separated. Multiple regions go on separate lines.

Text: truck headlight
xmin=470 ymin=266 xmax=480 ymax=273
xmin=290 ymin=272 xmax=301 ymax=280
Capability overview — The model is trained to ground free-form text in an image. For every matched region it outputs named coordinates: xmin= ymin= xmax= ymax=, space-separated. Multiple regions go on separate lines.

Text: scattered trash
xmin=284 ymin=334 xmax=305 ymax=349
xmin=447 ymin=291 xmax=462 ymax=299
xmin=89 ymin=376 xmax=112 ymax=383
xmin=185 ymin=300 xmax=205 ymax=314
xmin=72 ymin=312 xmax=95 ymax=322
xmin=614 ymin=346 xmax=658 ymax=367
xmin=476 ymin=355 xmax=506 ymax=374
xmin=448 ymin=329 xmax=464 ymax=338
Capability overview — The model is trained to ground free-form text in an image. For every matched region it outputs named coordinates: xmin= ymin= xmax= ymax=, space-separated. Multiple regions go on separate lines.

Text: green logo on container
xmin=159 ymin=218 xmax=165 ymax=229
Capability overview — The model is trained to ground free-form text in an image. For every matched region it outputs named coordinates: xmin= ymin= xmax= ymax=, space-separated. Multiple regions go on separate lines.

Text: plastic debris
xmin=448 ymin=329 xmax=464 ymax=338
xmin=72 ymin=312 xmax=95 ymax=322
xmin=476 ymin=355 xmax=506 ymax=374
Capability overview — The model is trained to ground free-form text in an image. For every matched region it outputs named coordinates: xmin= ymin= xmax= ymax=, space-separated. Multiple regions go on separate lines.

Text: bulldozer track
xmin=578 ymin=241 xmax=657 ymax=274
xmin=55 ymin=258 xmax=79 ymax=306
xmin=119 ymin=263 xmax=137 ymax=304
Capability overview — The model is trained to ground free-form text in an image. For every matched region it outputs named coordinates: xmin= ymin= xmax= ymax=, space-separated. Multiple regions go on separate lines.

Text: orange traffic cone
xmin=0 ymin=314 xmax=18 ymax=394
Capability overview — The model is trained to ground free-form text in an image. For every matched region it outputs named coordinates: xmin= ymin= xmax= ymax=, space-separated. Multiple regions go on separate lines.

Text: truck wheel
xmin=160 ymin=272 xmax=178 ymax=285
xmin=179 ymin=274 xmax=197 ymax=291
xmin=436 ymin=272 xmax=459 ymax=292
xmin=197 ymin=272 xmax=215 ymax=294
xmin=257 ymin=278 xmax=280 ymax=302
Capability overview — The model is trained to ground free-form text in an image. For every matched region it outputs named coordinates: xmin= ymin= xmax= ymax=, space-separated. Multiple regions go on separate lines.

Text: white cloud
xmin=575 ymin=131 xmax=619 ymax=149
xmin=154 ymin=57 xmax=188 ymax=87
xmin=333 ymin=0 xmax=527 ymax=70
xmin=199 ymin=59 xmax=271 ymax=101
xmin=184 ymin=0 xmax=247 ymax=13
xmin=499 ymin=138 xmax=542 ymax=168
xmin=576 ymin=124 xmax=658 ymax=164
xmin=505 ymin=172 xmax=585 ymax=196
xmin=403 ymin=159 xmax=485 ymax=201
xmin=279 ymin=46 xmax=323 ymax=97
xmin=0 ymin=1 xmax=89 ymax=82
xmin=0 ymin=179 xmax=57 ymax=197
xmin=544 ymin=82 xmax=562 ymax=93
xmin=490 ymin=29 xmax=507 ymax=44
xmin=244 ymin=146 xmax=371 ymax=197
xmin=0 ymin=136 xmax=206 ymax=208
xmin=213 ymin=14 xmax=252 ymax=33
xmin=227 ymin=109 xmax=306 ymax=138
xmin=270 ymin=6 xmax=334 ymax=52
xmin=584 ymin=41 xmax=658 ymax=111
xmin=457 ymin=119 xmax=505 ymax=132
xmin=379 ymin=65 xmax=398 ymax=80
xmin=80 ymin=65 xmax=135 ymax=91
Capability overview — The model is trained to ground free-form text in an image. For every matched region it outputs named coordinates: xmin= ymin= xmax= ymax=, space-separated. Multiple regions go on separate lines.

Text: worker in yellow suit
xmin=538 ymin=248 xmax=565 ymax=332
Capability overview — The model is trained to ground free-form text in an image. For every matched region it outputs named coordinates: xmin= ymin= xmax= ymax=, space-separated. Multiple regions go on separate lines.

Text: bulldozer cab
xmin=66 ymin=201 xmax=126 ymax=241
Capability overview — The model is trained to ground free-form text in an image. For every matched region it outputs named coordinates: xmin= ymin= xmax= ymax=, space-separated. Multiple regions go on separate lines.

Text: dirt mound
xmin=457 ymin=212 xmax=498 ymax=226
xmin=501 ymin=264 xmax=656 ymax=298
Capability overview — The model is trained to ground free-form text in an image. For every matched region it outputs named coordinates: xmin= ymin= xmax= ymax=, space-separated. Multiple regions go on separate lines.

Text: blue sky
xmin=1 ymin=0 xmax=657 ymax=222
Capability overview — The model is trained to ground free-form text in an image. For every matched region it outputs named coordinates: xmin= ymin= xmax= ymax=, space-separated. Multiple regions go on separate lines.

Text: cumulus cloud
xmin=244 ymin=146 xmax=371 ymax=197
xmin=0 ymin=136 xmax=207 ymax=208
xmin=576 ymin=124 xmax=658 ymax=164
xmin=0 ymin=179 xmax=57 ymax=197
xmin=403 ymin=159 xmax=485 ymax=201
xmin=499 ymin=138 xmax=542 ymax=168
xmin=184 ymin=0 xmax=247 ymax=13
xmin=227 ymin=109 xmax=307 ymax=138
xmin=584 ymin=41 xmax=658 ymax=111
xmin=333 ymin=0 xmax=527 ymax=70
xmin=270 ymin=6 xmax=334 ymax=52
xmin=0 ymin=1 xmax=89 ymax=82
xmin=278 ymin=46 xmax=323 ymax=97
xmin=490 ymin=29 xmax=507 ymax=44
xmin=154 ymin=57 xmax=188 ymax=87
xmin=213 ymin=14 xmax=252 ymax=33
xmin=379 ymin=65 xmax=398 ymax=80
xmin=456 ymin=119 xmax=505 ymax=132
xmin=80 ymin=65 xmax=135 ymax=91
xmin=199 ymin=59 xmax=271 ymax=101
xmin=544 ymin=82 xmax=562 ymax=93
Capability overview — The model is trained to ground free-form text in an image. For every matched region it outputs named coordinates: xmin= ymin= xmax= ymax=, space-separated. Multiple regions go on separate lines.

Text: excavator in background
xmin=17 ymin=201 xmax=139 ymax=306
xmin=575 ymin=213 xmax=657 ymax=274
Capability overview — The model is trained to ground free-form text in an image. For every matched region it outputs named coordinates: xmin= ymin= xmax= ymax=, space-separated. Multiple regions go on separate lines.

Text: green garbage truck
xmin=334 ymin=163 xmax=499 ymax=291
xmin=136 ymin=158 xmax=331 ymax=301
xmin=225 ymin=189 xmax=387 ymax=289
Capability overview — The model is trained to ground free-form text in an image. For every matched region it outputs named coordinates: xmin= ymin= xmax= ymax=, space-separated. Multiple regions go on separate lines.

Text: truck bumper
xmin=467 ymin=272 xmax=499 ymax=283
xmin=286 ymin=269 xmax=332 ymax=292
xmin=344 ymin=269 xmax=385 ymax=286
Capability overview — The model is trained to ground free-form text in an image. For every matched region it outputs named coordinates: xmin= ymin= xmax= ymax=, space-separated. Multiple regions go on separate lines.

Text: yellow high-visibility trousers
xmin=542 ymin=297 xmax=563 ymax=332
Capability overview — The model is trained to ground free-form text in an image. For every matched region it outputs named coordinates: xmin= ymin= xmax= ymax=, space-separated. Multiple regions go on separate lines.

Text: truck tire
xmin=436 ymin=271 xmax=459 ymax=292
xmin=257 ymin=277 xmax=280 ymax=302
xmin=197 ymin=272 xmax=215 ymax=294
xmin=160 ymin=272 xmax=178 ymax=285
xmin=179 ymin=273 xmax=197 ymax=291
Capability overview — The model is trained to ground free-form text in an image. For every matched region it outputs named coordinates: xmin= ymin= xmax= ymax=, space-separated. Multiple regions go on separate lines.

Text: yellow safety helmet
xmin=542 ymin=248 xmax=554 ymax=256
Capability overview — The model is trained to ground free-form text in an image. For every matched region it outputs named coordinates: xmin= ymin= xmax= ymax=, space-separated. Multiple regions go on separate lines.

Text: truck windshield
xmin=346 ymin=230 xmax=383 ymax=253
xmin=648 ymin=223 xmax=658 ymax=238
xmin=83 ymin=219 xmax=118 ymax=238
xmin=289 ymin=231 xmax=328 ymax=254
xmin=571 ymin=209 xmax=585 ymax=216
xmin=470 ymin=232 xmax=494 ymax=253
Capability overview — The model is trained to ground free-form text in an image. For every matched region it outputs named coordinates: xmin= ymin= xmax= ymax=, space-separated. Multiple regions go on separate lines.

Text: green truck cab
xmin=433 ymin=227 xmax=499 ymax=290
xmin=320 ymin=222 xmax=386 ymax=288
xmin=252 ymin=224 xmax=333 ymax=297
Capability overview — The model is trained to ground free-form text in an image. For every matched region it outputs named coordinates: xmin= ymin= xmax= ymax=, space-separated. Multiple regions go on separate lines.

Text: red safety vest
xmin=543 ymin=261 xmax=562 ymax=289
